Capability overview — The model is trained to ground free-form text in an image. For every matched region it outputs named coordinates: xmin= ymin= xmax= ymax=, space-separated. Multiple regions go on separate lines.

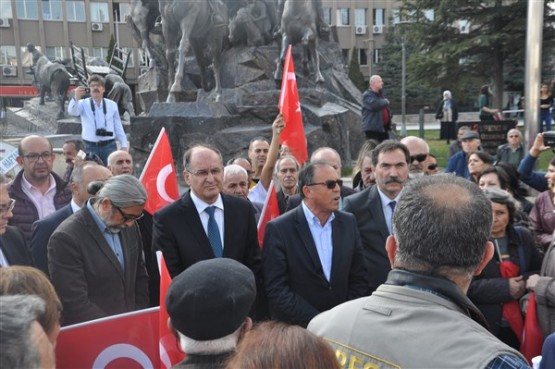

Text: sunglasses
xmin=410 ymin=154 xmax=428 ymax=163
xmin=306 ymin=179 xmax=343 ymax=189
xmin=428 ymin=164 xmax=438 ymax=170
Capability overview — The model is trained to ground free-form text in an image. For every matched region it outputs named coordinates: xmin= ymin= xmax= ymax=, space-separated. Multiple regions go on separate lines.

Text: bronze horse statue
xmin=159 ymin=0 xmax=229 ymax=102
xmin=27 ymin=44 xmax=71 ymax=120
xmin=274 ymin=0 xmax=324 ymax=84
xmin=104 ymin=74 xmax=136 ymax=118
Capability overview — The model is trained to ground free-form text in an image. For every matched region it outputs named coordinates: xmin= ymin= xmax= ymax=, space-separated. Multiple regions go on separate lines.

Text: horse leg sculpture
xmin=309 ymin=35 xmax=324 ymax=83
xmin=163 ymin=20 xmax=179 ymax=103
xmin=274 ymin=34 xmax=290 ymax=81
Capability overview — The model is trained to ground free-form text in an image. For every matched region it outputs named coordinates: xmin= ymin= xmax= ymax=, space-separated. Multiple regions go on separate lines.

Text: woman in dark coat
xmin=436 ymin=90 xmax=459 ymax=144
xmin=468 ymin=188 xmax=543 ymax=350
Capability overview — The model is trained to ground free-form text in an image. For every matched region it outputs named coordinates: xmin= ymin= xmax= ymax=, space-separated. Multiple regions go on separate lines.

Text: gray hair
xmin=369 ymin=75 xmax=382 ymax=86
xmin=97 ymin=174 xmax=147 ymax=208
xmin=224 ymin=164 xmax=248 ymax=182
xmin=106 ymin=150 xmax=132 ymax=167
xmin=393 ymin=175 xmax=492 ymax=278
xmin=274 ymin=155 xmax=300 ymax=176
xmin=177 ymin=323 xmax=243 ymax=355
xmin=443 ymin=90 xmax=452 ymax=99
xmin=0 ymin=295 xmax=46 ymax=369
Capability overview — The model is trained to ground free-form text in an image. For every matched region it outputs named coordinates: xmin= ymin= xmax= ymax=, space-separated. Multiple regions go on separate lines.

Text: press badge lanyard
xmin=90 ymin=98 xmax=108 ymax=131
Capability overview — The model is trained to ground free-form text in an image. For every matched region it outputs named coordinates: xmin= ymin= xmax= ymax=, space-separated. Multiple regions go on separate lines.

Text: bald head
xmin=16 ymin=135 xmax=55 ymax=185
xmin=311 ymin=147 xmax=342 ymax=177
xmin=107 ymin=150 xmax=133 ymax=175
xmin=70 ymin=163 xmax=113 ymax=207
xmin=400 ymin=136 xmax=429 ymax=175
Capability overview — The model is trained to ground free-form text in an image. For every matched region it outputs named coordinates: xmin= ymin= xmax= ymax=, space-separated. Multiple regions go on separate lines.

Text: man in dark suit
xmin=48 ymin=175 xmax=149 ymax=325
xmin=153 ymin=144 xmax=262 ymax=280
xmin=31 ymin=162 xmax=112 ymax=276
xmin=0 ymin=173 xmax=33 ymax=267
xmin=262 ymin=161 xmax=368 ymax=327
xmin=343 ymin=140 xmax=410 ymax=293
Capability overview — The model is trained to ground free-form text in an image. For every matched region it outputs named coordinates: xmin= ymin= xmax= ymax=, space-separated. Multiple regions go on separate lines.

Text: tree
xmin=399 ymin=0 xmax=555 ymax=110
xmin=348 ymin=47 xmax=367 ymax=92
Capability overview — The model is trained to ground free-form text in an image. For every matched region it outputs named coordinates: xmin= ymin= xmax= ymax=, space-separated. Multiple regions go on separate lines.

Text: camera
xmin=95 ymin=128 xmax=113 ymax=137
xmin=543 ymin=131 xmax=555 ymax=150
xmin=84 ymin=87 xmax=90 ymax=93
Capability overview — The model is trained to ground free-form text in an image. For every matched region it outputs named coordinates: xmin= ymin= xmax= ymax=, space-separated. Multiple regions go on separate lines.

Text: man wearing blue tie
xmin=153 ymin=144 xmax=262 ymax=286
xmin=343 ymin=140 xmax=410 ymax=293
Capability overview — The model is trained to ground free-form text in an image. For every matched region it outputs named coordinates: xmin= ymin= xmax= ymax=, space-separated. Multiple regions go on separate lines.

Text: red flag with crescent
xmin=139 ymin=128 xmax=179 ymax=215
xmin=278 ymin=45 xmax=308 ymax=165
xmin=157 ymin=252 xmax=186 ymax=368
xmin=257 ymin=181 xmax=281 ymax=248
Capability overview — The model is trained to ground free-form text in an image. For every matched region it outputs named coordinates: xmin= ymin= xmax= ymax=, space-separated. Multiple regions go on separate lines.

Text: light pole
xmin=401 ymin=37 xmax=406 ymax=136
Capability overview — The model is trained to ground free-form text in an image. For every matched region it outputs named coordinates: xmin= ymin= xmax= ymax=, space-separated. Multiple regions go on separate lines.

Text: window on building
xmin=42 ymin=0 xmax=62 ymax=20
xmin=0 ymin=1 xmax=13 ymax=18
xmin=16 ymin=0 xmax=39 ymax=19
xmin=341 ymin=48 xmax=349 ymax=64
xmin=90 ymin=2 xmax=109 ymax=23
xmin=359 ymin=48 xmax=367 ymax=66
xmin=336 ymin=8 xmax=349 ymax=26
xmin=46 ymin=46 xmax=65 ymax=60
xmin=322 ymin=7 xmax=331 ymax=25
xmin=93 ymin=47 xmax=108 ymax=60
xmin=373 ymin=48 xmax=382 ymax=64
xmin=113 ymin=2 xmax=131 ymax=23
xmin=354 ymin=8 xmax=367 ymax=26
xmin=66 ymin=1 xmax=85 ymax=22
xmin=0 ymin=46 xmax=17 ymax=66
xmin=391 ymin=9 xmax=400 ymax=25
xmin=373 ymin=8 xmax=384 ymax=26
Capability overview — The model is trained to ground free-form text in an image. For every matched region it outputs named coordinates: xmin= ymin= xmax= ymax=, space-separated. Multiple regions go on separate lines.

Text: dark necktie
xmin=388 ymin=201 xmax=396 ymax=234
xmin=205 ymin=206 xmax=223 ymax=257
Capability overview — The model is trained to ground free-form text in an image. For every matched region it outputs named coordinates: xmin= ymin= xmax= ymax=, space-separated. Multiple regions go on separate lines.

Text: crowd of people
xmin=1 ymin=73 xmax=555 ymax=369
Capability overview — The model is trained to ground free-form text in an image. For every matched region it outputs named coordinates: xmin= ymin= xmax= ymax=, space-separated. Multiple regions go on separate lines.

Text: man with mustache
xmin=68 ymin=74 xmax=128 ymax=166
xmin=8 ymin=135 xmax=72 ymax=245
xmin=48 ymin=175 xmax=149 ymax=325
xmin=343 ymin=140 xmax=410 ymax=293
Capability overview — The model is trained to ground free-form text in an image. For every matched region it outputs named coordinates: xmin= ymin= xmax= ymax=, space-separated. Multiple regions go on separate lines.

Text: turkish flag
xmin=278 ymin=45 xmax=308 ymax=165
xmin=157 ymin=252 xmax=186 ymax=368
xmin=257 ymin=181 xmax=281 ymax=248
xmin=139 ymin=128 xmax=179 ymax=215
xmin=520 ymin=292 xmax=544 ymax=363
xmin=56 ymin=308 xmax=160 ymax=369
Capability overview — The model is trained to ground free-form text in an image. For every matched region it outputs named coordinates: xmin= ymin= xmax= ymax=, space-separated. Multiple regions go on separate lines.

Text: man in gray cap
xmin=445 ymin=130 xmax=481 ymax=178
xmin=166 ymin=258 xmax=256 ymax=369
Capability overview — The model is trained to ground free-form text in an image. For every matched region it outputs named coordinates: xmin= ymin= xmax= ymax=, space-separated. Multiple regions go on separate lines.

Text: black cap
xmin=166 ymin=258 xmax=256 ymax=341
xmin=460 ymin=131 xmax=480 ymax=141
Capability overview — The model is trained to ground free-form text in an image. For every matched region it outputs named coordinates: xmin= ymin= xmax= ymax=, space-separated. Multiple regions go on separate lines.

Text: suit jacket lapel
xmin=369 ymin=186 xmax=390 ymax=240
xmin=294 ymin=206 xmax=324 ymax=276
xmin=82 ymin=207 xmax=125 ymax=279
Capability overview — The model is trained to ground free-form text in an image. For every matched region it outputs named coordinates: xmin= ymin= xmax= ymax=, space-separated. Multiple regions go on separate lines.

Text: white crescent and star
xmin=92 ymin=343 xmax=153 ymax=369
xmin=156 ymin=164 xmax=176 ymax=203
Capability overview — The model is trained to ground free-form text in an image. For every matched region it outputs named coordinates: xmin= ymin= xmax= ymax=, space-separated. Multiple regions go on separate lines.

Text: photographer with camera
xmin=67 ymin=75 xmax=128 ymax=166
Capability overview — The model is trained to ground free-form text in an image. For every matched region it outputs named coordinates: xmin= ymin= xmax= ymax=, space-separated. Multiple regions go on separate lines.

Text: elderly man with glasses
xmin=0 ymin=173 xmax=33 ymax=267
xmin=9 ymin=135 xmax=72 ymax=245
xmin=496 ymin=129 xmax=524 ymax=168
xmin=48 ymin=174 xmax=149 ymax=325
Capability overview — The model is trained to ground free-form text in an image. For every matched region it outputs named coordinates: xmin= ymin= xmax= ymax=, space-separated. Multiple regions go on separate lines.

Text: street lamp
xmin=395 ymin=21 xmax=410 ymax=137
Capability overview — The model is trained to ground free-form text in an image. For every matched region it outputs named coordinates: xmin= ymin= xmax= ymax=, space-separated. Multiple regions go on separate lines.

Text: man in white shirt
xmin=67 ymin=74 xmax=128 ymax=165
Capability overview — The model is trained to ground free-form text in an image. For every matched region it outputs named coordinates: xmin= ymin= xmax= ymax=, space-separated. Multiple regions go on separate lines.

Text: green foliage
xmin=348 ymin=47 xmax=367 ymax=92
xmin=399 ymin=0 xmax=555 ymax=110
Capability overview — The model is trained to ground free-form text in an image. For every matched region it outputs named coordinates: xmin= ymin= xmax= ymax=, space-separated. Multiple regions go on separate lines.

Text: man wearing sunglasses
xmin=262 ymin=161 xmax=368 ymax=327
xmin=400 ymin=136 xmax=430 ymax=177
xmin=495 ymin=129 xmax=524 ymax=168
xmin=0 ymin=173 xmax=33 ymax=267
xmin=9 ymin=135 xmax=72 ymax=245
xmin=48 ymin=175 xmax=149 ymax=325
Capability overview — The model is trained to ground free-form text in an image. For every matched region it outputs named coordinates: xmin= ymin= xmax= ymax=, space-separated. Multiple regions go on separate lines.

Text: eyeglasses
xmin=187 ymin=167 xmax=223 ymax=178
xmin=410 ymin=154 xmax=428 ymax=163
xmin=306 ymin=179 xmax=343 ymax=189
xmin=0 ymin=199 xmax=15 ymax=213
xmin=113 ymin=203 xmax=144 ymax=222
xmin=508 ymin=135 xmax=520 ymax=138
xmin=22 ymin=151 xmax=53 ymax=162
xmin=428 ymin=164 xmax=438 ymax=170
